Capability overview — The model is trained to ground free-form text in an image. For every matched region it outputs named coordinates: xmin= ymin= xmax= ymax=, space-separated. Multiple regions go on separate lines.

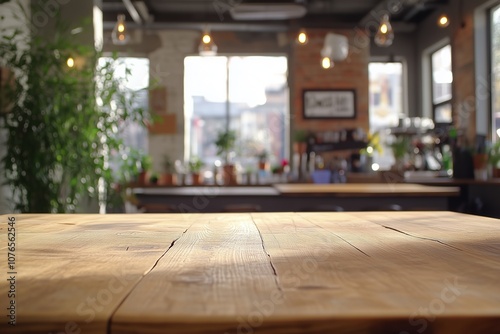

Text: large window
xmin=184 ymin=56 xmax=289 ymax=169
xmin=431 ymin=45 xmax=453 ymax=124
xmin=99 ymin=57 xmax=149 ymax=174
xmin=368 ymin=62 xmax=404 ymax=170
xmin=491 ymin=4 xmax=500 ymax=140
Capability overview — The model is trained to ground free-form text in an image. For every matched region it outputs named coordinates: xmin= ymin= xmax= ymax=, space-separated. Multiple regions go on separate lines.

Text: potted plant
xmin=138 ymin=154 xmax=152 ymax=185
xmin=488 ymin=140 xmax=500 ymax=178
xmin=149 ymin=173 xmax=159 ymax=185
xmin=0 ymin=6 xmax=150 ymax=212
xmin=293 ymin=129 xmax=308 ymax=154
xmin=257 ymin=150 xmax=269 ymax=171
xmin=160 ymin=155 xmax=177 ymax=186
xmin=389 ymin=136 xmax=411 ymax=172
xmin=188 ymin=156 xmax=204 ymax=185
xmin=215 ymin=130 xmax=237 ymax=185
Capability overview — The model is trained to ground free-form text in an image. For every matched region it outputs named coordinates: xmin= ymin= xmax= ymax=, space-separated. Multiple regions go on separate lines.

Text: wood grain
xmin=0 ymin=214 xmax=192 ymax=334
xmin=274 ymin=183 xmax=460 ymax=197
xmin=1 ymin=212 xmax=499 ymax=334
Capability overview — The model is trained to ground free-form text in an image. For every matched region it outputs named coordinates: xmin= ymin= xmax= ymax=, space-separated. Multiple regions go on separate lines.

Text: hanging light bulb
xmin=437 ymin=13 xmax=450 ymax=28
xmin=199 ymin=30 xmax=218 ymax=56
xmin=374 ymin=14 xmax=394 ymax=47
xmin=296 ymin=29 xmax=308 ymax=45
xmin=112 ymin=14 xmax=129 ymax=45
xmin=321 ymin=56 xmax=334 ymax=69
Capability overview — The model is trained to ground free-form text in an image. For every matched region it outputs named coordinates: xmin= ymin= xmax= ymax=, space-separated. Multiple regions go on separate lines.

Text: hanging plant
xmin=0 ymin=2 xmax=150 ymax=212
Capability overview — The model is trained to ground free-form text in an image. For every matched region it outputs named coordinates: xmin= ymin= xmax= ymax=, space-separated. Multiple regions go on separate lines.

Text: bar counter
xmin=1 ymin=212 xmax=499 ymax=333
xmin=132 ymin=183 xmax=460 ymax=212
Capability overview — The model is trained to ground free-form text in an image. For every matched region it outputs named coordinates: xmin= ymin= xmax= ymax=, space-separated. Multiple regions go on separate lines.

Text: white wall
xmin=147 ymin=30 xmax=199 ymax=173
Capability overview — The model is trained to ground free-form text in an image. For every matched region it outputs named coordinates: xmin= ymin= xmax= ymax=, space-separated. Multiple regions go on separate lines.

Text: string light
xmin=66 ymin=57 xmax=75 ymax=68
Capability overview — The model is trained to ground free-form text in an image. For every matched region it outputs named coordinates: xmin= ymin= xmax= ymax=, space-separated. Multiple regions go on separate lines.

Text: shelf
xmin=309 ymin=141 xmax=367 ymax=153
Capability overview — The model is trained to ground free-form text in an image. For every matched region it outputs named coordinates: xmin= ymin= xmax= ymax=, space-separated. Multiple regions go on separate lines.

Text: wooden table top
xmin=1 ymin=212 xmax=499 ymax=333
xmin=274 ymin=183 xmax=461 ymax=197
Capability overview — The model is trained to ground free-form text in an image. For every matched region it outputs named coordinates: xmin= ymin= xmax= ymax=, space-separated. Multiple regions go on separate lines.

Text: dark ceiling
xmin=102 ymin=0 xmax=449 ymax=32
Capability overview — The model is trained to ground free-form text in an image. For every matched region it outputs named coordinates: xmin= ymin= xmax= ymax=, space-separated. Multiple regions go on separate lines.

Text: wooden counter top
xmin=133 ymin=186 xmax=280 ymax=196
xmin=274 ymin=183 xmax=460 ymax=197
xmin=1 ymin=212 xmax=499 ymax=333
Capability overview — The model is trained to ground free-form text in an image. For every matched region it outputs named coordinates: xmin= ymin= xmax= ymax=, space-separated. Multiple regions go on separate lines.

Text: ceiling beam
xmin=122 ymin=0 xmax=142 ymax=24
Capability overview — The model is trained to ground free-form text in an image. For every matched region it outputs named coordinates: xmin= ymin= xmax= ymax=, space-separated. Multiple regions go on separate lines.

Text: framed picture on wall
xmin=303 ymin=89 xmax=356 ymax=119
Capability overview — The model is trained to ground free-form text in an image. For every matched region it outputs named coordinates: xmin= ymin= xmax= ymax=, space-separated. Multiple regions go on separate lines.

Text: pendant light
xmin=199 ymin=29 xmax=218 ymax=56
xmin=296 ymin=28 xmax=308 ymax=45
xmin=374 ymin=14 xmax=394 ymax=47
xmin=437 ymin=13 xmax=450 ymax=28
xmin=111 ymin=14 xmax=129 ymax=45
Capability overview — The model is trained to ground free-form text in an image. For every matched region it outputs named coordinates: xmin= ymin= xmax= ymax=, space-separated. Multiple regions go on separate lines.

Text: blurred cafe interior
xmin=1 ymin=0 xmax=500 ymax=217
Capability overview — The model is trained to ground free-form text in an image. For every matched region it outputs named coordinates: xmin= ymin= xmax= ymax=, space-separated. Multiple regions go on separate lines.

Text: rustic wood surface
xmin=273 ymin=183 xmax=461 ymax=197
xmin=1 ymin=212 xmax=499 ymax=334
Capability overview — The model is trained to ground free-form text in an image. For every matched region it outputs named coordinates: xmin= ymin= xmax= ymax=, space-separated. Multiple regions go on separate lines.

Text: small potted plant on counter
xmin=257 ymin=150 xmax=269 ymax=171
xmin=215 ymin=130 xmax=237 ymax=185
xmin=160 ymin=155 xmax=177 ymax=186
xmin=138 ymin=154 xmax=152 ymax=185
xmin=293 ymin=129 xmax=308 ymax=154
xmin=188 ymin=156 xmax=204 ymax=185
xmin=488 ymin=140 xmax=500 ymax=178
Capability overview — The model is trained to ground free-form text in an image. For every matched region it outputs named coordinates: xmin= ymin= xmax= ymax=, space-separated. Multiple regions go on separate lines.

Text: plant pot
xmin=160 ymin=173 xmax=177 ymax=186
xmin=192 ymin=173 xmax=203 ymax=185
xmin=473 ymin=153 xmax=488 ymax=170
xmin=473 ymin=153 xmax=488 ymax=180
xmin=493 ymin=168 xmax=500 ymax=178
xmin=258 ymin=161 xmax=269 ymax=171
xmin=293 ymin=142 xmax=307 ymax=154
xmin=222 ymin=164 xmax=237 ymax=185
xmin=138 ymin=171 xmax=148 ymax=185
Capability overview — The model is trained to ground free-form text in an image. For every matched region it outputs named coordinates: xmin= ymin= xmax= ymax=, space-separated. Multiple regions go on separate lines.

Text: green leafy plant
xmin=140 ymin=154 xmax=152 ymax=172
xmin=215 ymin=130 xmax=236 ymax=164
xmin=293 ymin=129 xmax=308 ymax=143
xmin=188 ymin=156 xmax=204 ymax=173
xmin=0 ymin=4 xmax=149 ymax=212
xmin=162 ymin=155 xmax=175 ymax=174
xmin=488 ymin=140 xmax=500 ymax=168
xmin=389 ymin=136 xmax=411 ymax=160
xmin=256 ymin=150 xmax=268 ymax=162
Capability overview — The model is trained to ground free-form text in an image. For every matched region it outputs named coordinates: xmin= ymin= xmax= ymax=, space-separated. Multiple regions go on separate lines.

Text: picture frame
xmin=303 ymin=89 xmax=356 ymax=119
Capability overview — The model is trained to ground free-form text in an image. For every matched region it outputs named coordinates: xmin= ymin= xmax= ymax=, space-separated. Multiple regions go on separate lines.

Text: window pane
xmin=185 ymin=56 xmax=289 ymax=170
xmin=491 ymin=5 xmax=500 ymax=141
xmin=228 ymin=56 xmax=288 ymax=169
xmin=435 ymin=102 xmax=452 ymax=124
xmin=431 ymin=45 xmax=453 ymax=105
xmin=99 ymin=57 xmax=149 ymax=172
xmin=369 ymin=62 xmax=402 ymax=129
xmin=368 ymin=62 xmax=403 ymax=170
xmin=184 ymin=56 xmax=228 ymax=165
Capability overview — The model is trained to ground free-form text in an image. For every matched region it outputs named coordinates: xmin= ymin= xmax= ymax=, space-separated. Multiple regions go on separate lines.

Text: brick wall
xmin=290 ymin=29 xmax=370 ymax=134
xmin=147 ymin=30 xmax=199 ymax=172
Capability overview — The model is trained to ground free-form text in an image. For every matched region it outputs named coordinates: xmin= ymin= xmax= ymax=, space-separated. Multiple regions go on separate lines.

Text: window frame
xmin=489 ymin=2 xmax=500 ymax=142
xmin=368 ymin=59 xmax=407 ymax=171
xmin=430 ymin=44 xmax=453 ymax=125
xmin=183 ymin=54 xmax=290 ymax=167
